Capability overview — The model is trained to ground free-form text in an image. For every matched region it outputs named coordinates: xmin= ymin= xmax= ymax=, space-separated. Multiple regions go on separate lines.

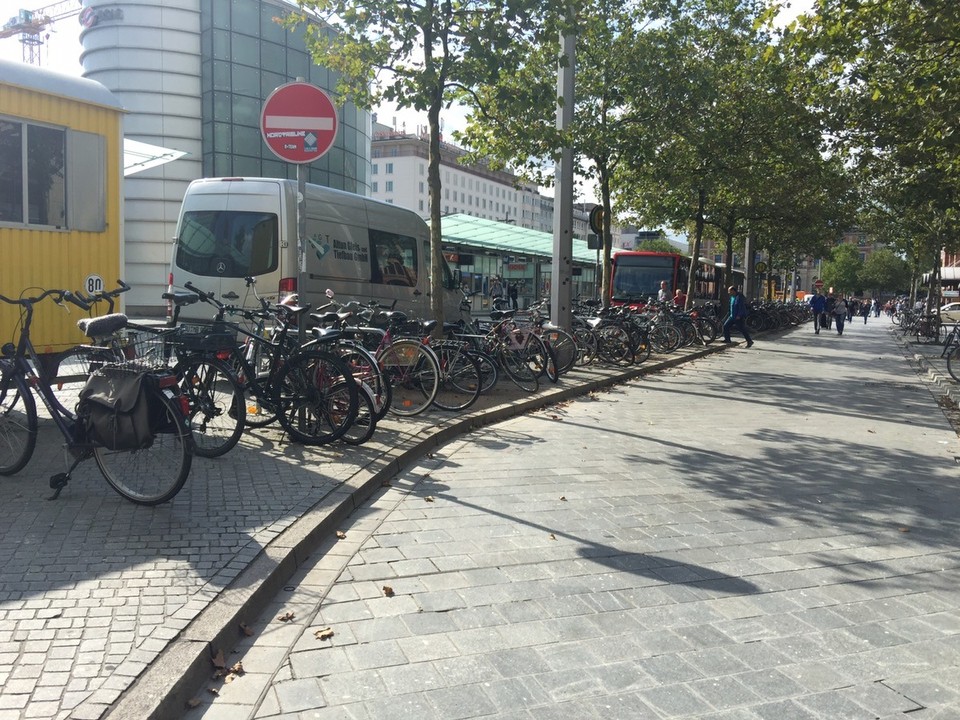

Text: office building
xmin=79 ymin=0 xmax=371 ymax=313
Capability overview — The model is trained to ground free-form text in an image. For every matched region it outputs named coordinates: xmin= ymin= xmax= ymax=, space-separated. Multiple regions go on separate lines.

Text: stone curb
xmin=102 ymin=340 xmax=735 ymax=720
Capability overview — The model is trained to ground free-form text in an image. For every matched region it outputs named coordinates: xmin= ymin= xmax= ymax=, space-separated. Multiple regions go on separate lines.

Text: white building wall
xmin=80 ymin=0 xmax=203 ymax=314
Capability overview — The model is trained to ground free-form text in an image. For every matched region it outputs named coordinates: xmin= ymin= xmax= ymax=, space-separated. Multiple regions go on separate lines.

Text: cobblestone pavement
xmin=190 ymin=317 xmax=960 ymax=720
xmin=0 ymin=334 xmax=712 ymax=720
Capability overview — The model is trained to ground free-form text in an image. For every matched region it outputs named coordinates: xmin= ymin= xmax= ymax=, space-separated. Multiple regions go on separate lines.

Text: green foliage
xmin=821 ymin=242 xmax=863 ymax=294
xmin=289 ymin=0 xmax=565 ymax=325
xmin=860 ymin=248 xmax=911 ymax=293
xmin=635 ymin=238 xmax=681 ymax=253
xmin=791 ymin=0 xmax=960 ymax=263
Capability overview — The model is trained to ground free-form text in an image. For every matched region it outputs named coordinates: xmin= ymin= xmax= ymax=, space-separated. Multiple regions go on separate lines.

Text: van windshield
xmin=175 ymin=210 xmax=279 ymax=277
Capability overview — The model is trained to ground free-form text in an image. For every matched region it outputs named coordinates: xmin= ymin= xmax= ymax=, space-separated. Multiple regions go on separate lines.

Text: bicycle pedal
xmin=47 ymin=473 xmax=70 ymax=500
xmin=49 ymin=473 xmax=69 ymax=490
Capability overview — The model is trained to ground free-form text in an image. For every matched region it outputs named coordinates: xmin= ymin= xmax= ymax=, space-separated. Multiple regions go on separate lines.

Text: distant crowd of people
xmin=808 ymin=289 xmax=881 ymax=335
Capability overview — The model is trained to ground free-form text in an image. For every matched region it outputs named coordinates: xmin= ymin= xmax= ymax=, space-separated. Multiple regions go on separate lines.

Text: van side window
xmin=175 ymin=211 xmax=279 ymax=277
xmin=370 ymin=229 xmax=417 ymax=287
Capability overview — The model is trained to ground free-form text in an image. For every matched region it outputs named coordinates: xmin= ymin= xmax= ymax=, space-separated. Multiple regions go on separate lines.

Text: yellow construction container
xmin=0 ymin=58 xmax=124 ymax=356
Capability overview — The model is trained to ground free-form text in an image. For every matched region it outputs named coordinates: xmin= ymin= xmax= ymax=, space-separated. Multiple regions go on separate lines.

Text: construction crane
xmin=0 ymin=1 xmax=82 ymax=66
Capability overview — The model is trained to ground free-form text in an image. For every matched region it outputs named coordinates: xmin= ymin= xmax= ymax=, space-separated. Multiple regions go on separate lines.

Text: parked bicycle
xmin=0 ymin=288 xmax=194 ymax=505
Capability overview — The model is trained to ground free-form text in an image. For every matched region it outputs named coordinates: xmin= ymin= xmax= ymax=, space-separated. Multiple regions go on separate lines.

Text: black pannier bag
xmin=78 ymin=367 xmax=155 ymax=451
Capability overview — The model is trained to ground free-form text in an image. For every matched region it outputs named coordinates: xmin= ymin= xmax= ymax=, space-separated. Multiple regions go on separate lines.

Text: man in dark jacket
xmin=723 ymin=286 xmax=753 ymax=347
xmin=823 ymin=292 xmax=837 ymax=330
xmin=809 ymin=290 xmax=827 ymax=334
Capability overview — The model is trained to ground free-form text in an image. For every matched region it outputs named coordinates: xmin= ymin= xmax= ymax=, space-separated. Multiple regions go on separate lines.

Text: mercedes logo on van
xmin=217 ymin=261 xmax=226 ymax=274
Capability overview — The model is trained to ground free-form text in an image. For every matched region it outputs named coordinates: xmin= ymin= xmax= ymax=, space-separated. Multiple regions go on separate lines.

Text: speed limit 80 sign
xmin=84 ymin=274 xmax=104 ymax=295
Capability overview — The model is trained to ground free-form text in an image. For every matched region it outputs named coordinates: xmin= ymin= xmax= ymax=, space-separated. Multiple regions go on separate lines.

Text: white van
xmin=168 ymin=177 xmax=461 ymax=321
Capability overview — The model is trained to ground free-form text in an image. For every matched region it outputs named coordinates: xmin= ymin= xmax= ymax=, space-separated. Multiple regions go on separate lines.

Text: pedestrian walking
xmin=824 ymin=291 xmax=836 ymax=330
xmin=834 ymin=295 xmax=848 ymax=335
xmin=508 ymin=281 xmax=519 ymax=310
xmin=861 ymin=299 xmax=870 ymax=324
xmin=723 ymin=285 xmax=753 ymax=347
xmin=809 ymin=289 xmax=827 ymax=334
xmin=489 ymin=276 xmax=503 ymax=302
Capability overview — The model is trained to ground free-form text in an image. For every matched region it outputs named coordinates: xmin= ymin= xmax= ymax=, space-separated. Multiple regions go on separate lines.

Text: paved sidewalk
xmin=0 ymin=332 xmax=724 ymax=720
xmin=185 ymin=317 xmax=960 ymax=719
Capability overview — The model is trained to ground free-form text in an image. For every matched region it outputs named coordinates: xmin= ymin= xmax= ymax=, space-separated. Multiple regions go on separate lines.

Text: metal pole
xmin=550 ymin=15 xmax=575 ymax=331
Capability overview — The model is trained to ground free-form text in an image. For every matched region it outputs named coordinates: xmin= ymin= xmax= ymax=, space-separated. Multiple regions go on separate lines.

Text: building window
xmin=385 ymin=181 xmax=394 ymax=192
xmin=372 ymin=164 xmax=378 ymax=175
xmin=372 ymin=181 xmax=378 ymax=192
xmin=0 ymin=119 xmax=66 ymax=227
xmin=386 ymin=162 xmax=394 ymax=174
xmin=419 ymin=181 xmax=425 ymax=194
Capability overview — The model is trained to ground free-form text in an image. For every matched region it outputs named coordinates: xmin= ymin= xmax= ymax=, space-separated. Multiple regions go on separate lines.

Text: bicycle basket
xmin=120 ymin=327 xmax=178 ymax=369
xmin=172 ymin=322 xmax=237 ymax=353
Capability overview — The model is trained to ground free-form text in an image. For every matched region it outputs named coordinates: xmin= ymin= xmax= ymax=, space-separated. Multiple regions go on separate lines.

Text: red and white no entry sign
xmin=260 ymin=82 xmax=339 ymax=164
xmin=814 ymin=278 xmax=824 ymax=289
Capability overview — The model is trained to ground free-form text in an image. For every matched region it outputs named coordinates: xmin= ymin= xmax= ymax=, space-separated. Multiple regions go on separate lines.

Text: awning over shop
xmin=435 ymin=214 xmax=597 ymax=264
xmin=123 ymin=139 xmax=187 ymax=176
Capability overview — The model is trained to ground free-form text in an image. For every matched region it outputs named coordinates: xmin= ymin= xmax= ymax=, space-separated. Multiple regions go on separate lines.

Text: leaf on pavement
xmin=211 ymin=649 xmax=225 ymax=669
xmin=207 ymin=687 xmax=220 ymax=696
xmin=239 ymin=622 xmax=255 ymax=637
xmin=336 ymin=530 xmax=347 ymax=539
xmin=559 ymin=496 xmax=567 ymax=501
xmin=549 ymin=533 xmax=556 ymax=540
xmin=229 ymin=661 xmax=244 ymax=675
xmin=382 ymin=585 xmax=395 ymax=597
xmin=424 ymin=496 xmax=435 ymax=502
xmin=315 ymin=626 xmax=335 ymax=640
xmin=278 ymin=611 xmax=295 ymax=622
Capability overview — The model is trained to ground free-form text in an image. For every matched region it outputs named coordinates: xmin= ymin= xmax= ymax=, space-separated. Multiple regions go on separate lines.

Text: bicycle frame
xmin=1 ymin=293 xmax=89 ymax=451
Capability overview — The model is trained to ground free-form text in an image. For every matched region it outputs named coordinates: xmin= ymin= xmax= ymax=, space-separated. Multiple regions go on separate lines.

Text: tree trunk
xmin=599 ymin=163 xmax=613 ymax=308
xmin=427 ymin=88 xmax=445 ymax=333
xmin=686 ymin=188 xmax=706 ymax=311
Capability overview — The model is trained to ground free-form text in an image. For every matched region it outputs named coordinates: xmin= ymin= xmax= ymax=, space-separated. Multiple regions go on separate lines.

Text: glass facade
xmin=199 ymin=0 xmax=370 ymax=194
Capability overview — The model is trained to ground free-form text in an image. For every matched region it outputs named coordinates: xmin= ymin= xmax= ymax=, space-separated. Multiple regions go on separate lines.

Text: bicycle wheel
xmin=649 ymin=325 xmax=682 ymax=354
xmin=276 ymin=351 xmax=359 ymax=444
xmin=0 ymin=369 xmax=38 ymax=476
xmin=380 ymin=340 xmax=439 ymax=417
xmin=572 ymin=327 xmax=598 ymax=366
xmin=947 ymin=346 xmax=960 ymax=383
xmin=175 ymin=357 xmax=245 ymax=458
xmin=695 ymin=316 xmax=717 ymax=344
xmin=431 ymin=344 xmax=482 ymax=412
xmin=522 ymin=333 xmax=557 ymax=383
xmin=499 ymin=342 xmax=540 ymax=393
xmin=341 ymin=383 xmax=378 ymax=445
xmin=94 ymin=383 xmax=192 ymax=505
xmin=541 ymin=328 xmax=578 ymax=375
xmin=468 ymin=349 xmax=498 ymax=393
xmin=232 ymin=343 xmax=278 ymax=428
xmin=596 ymin=326 xmax=634 ymax=365
xmin=633 ymin=332 xmax=652 ymax=364
xmin=337 ymin=345 xmax=392 ymax=421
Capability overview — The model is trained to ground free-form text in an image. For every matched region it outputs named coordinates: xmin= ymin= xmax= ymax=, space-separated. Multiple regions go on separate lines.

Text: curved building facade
xmin=79 ymin=0 xmax=371 ymax=313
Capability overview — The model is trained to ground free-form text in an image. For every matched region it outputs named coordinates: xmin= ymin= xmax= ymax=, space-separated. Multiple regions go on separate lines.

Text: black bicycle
xmin=0 ymin=289 xmax=194 ymax=505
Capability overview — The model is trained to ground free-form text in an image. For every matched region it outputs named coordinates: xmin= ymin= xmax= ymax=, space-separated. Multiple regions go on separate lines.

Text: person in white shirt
xmin=657 ymin=281 xmax=669 ymax=302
